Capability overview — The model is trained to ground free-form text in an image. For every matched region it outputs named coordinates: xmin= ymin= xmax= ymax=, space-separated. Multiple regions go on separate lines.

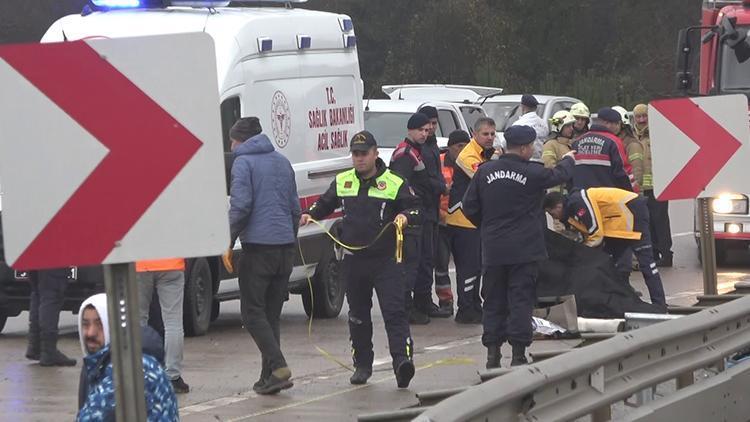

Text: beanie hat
xmin=447 ymin=129 xmax=470 ymax=146
xmin=407 ymin=113 xmax=430 ymax=130
xmin=417 ymin=105 xmax=438 ymax=119
xmin=229 ymin=117 xmax=263 ymax=142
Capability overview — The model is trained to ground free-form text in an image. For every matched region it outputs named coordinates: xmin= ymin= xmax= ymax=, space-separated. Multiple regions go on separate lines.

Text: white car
xmin=363 ymin=99 xmax=485 ymax=163
xmin=381 ymin=85 xmax=580 ymax=147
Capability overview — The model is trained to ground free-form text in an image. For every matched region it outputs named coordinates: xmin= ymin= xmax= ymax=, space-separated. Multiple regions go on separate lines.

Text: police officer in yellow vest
xmin=545 ymin=187 xmax=667 ymax=308
xmin=300 ymin=131 xmax=421 ymax=388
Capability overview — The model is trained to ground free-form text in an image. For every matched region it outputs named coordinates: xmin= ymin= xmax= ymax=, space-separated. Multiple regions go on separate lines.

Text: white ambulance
xmin=41 ymin=0 xmax=363 ymax=335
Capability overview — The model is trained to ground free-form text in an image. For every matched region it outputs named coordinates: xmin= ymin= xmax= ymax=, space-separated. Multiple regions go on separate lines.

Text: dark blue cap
xmin=504 ymin=125 xmax=536 ymax=146
xmin=407 ymin=112 xmax=431 ymax=130
xmin=521 ymin=94 xmax=539 ymax=108
xmin=597 ymin=107 xmax=621 ymax=123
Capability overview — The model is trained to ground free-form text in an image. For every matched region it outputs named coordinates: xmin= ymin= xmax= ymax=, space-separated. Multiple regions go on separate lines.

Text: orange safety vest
xmin=439 ymin=152 xmax=454 ymax=223
xmin=136 ymin=258 xmax=186 ymax=272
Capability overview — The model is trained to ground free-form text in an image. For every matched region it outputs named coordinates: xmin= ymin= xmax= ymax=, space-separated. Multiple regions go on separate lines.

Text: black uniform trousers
xmin=481 ymin=262 xmax=538 ymax=348
xmin=603 ymin=198 xmax=667 ymax=306
xmin=343 ymin=253 xmax=413 ymax=369
xmin=29 ymin=269 xmax=69 ymax=340
xmin=448 ymin=226 xmax=482 ymax=312
xmin=645 ymin=190 xmax=673 ymax=259
xmin=238 ymin=243 xmax=294 ymax=376
xmin=433 ymin=225 xmax=454 ymax=306
xmin=412 ymin=221 xmax=437 ymax=306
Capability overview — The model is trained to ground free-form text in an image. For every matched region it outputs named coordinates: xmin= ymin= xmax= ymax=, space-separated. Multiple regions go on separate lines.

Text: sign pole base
xmin=104 ymin=263 xmax=147 ymax=422
xmin=697 ymin=198 xmax=718 ymax=296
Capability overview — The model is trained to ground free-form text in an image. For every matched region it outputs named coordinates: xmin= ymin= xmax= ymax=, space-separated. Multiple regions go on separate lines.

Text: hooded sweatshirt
xmin=77 ymin=294 xmax=177 ymax=421
xmin=229 ymin=133 xmax=301 ymax=246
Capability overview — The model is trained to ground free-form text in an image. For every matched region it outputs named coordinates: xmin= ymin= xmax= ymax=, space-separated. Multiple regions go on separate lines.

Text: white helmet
xmin=570 ymin=102 xmax=590 ymax=119
xmin=612 ymin=105 xmax=631 ymax=126
xmin=549 ymin=110 xmax=575 ymax=133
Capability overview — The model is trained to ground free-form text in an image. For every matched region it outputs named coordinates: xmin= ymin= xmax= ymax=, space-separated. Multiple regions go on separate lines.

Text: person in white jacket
xmin=512 ymin=94 xmax=549 ymax=162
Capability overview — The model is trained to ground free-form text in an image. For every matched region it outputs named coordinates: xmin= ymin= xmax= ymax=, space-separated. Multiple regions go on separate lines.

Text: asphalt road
xmin=1 ymin=199 xmax=749 ymax=421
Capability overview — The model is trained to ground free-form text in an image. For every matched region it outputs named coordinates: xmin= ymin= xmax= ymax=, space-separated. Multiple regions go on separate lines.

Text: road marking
xmin=179 ymin=335 xmax=480 ymax=418
xmin=221 ymin=357 xmax=476 ymax=422
xmin=672 ymin=231 xmax=694 ymax=238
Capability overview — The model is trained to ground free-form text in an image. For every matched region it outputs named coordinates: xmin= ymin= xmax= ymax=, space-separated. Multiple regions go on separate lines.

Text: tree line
xmin=1 ymin=0 xmax=703 ymax=109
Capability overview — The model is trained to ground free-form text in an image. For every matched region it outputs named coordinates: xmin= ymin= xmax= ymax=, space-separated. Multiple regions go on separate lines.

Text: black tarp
xmin=538 ymin=230 xmax=664 ymax=318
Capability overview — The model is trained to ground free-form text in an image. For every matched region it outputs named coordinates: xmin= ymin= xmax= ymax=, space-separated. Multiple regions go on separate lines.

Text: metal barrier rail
xmin=411 ymin=295 xmax=750 ymax=422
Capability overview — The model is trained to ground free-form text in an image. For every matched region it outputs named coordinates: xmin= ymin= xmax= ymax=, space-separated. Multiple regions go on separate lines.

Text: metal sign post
xmin=697 ymin=198 xmax=718 ymax=295
xmin=104 ymin=263 xmax=147 ymax=422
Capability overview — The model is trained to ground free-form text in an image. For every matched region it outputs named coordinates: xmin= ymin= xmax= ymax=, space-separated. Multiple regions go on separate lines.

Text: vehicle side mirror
xmin=676 ymin=28 xmax=698 ymax=93
xmin=732 ymin=30 xmax=750 ymax=63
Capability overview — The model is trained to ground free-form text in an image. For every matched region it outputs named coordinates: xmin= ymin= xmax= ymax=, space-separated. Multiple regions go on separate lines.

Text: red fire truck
xmin=677 ymin=0 xmax=750 ymax=264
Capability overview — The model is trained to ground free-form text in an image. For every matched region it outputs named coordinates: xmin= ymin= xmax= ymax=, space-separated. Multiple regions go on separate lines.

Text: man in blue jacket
xmin=77 ymin=293 xmax=178 ymax=421
xmin=229 ymin=117 xmax=301 ymax=395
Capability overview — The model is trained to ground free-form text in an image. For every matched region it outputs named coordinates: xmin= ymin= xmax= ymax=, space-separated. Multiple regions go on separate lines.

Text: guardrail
xmin=410 ymin=294 xmax=750 ymax=422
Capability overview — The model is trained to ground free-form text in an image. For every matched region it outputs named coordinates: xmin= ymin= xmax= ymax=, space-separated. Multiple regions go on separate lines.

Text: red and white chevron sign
xmin=0 ymin=33 xmax=229 ymax=269
xmin=649 ymin=94 xmax=750 ymax=201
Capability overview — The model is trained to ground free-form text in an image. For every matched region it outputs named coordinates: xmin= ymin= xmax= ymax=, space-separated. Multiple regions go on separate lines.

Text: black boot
xmin=394 ymin=359 xmax=415 ymax=389
xmin=39 ymin=336 xmax=76 ymax=367
xmin=510 ymin=344 xmax=528 ymax=367
xmin=25 ymin=326 xmax=40 ymax=361
xmin=486 ymin=345 xmax=501 ymax=369
xmin=255 ymin=367 xmax=293 ymax=395
xmin=350 ymin=367 xmax=372 ymax=385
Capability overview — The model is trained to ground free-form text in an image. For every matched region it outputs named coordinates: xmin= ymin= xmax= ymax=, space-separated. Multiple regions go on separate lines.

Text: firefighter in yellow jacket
xmin=544 ymin=187 xmax=666 ymax=308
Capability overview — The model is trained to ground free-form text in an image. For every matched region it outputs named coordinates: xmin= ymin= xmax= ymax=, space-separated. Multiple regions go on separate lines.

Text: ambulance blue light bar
xmin=90 ymin=0 xmax=142 ymax=7
xmin=90 ymin=0 xmax=230 ymax=8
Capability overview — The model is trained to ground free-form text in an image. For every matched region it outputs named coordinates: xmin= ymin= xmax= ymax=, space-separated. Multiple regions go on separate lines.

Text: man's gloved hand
xmin=222 ymin=249 xmax=234 ymax=273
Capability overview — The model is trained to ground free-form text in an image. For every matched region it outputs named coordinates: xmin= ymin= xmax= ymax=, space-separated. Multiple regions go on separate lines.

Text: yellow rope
xmin=222 ymin=217 xmax=406 ymax=372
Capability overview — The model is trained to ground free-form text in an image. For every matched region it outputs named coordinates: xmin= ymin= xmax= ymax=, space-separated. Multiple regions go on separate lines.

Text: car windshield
xmin=482 ymin=102 xmax=517 ymax=127
xmin=459 ymin=106 xmax=486 ymax=133
xmin=364 ymin=111 xmax=410 ymax=148
xmin=720 ymin=34 xmax=750 ymax=94
xmin=501 ymin=104 xmax=546 ymax=131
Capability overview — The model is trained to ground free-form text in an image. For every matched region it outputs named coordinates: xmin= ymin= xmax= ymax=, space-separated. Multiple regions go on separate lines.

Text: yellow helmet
xmin=612 ymin=105 xmax=630 ymax=126
xmin=549 ymin=110 xmax=575 ymax=133
xmin=570 ymin=102 xmax=590 ymax=119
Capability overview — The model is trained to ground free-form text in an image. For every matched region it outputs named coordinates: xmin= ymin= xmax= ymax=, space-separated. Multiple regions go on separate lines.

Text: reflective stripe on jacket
xmin=565 ymin=188 xmax=642 ymax=247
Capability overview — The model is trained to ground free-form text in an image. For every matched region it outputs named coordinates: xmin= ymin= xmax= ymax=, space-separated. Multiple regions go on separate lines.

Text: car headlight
xmin=712 ymin=193 xmax=749 ymax=214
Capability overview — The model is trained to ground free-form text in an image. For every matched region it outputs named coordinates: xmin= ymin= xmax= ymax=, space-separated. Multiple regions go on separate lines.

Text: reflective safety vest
xmin=336 ymin=168 xmax=403 ymax=200
xmin=136 ymin=258 xmax=185 ymax=273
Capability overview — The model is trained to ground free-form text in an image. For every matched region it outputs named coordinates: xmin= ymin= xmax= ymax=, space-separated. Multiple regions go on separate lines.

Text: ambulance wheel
xmin=184 ymin=258 xmax=213 ymax=337
xmin=302 ymin=241 xmax=345 ymax=318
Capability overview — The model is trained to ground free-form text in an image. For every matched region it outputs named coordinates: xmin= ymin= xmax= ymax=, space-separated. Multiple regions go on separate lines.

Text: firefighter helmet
xmin=570 ymin=102 xmax=590 ymax=119
xmin=612 ymin=105 xmax=631 ymax=126
xmin=550 ymin=110 xmax=576 ymax=133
